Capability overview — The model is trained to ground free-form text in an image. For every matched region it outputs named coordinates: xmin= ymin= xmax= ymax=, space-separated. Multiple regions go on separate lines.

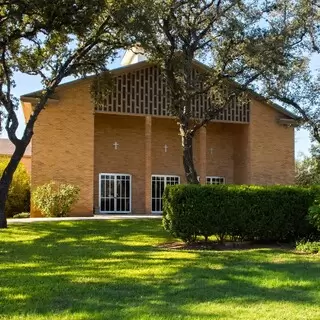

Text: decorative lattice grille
xmin=94 ymin=65 xmax=250 ymax=123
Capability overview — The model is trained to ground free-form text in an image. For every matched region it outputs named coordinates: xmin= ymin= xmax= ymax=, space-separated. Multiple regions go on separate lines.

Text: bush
xmin=163 ymin=184 xmax=320 ymax=244
xmin=308 ymin=197 xmax=320 ymax=231
xmin=296 ymin=240 xmax=320 ymax=254
xmin=12 ymin=212 xmax=30 ymax=219
xmin=32 ymin=181 xmax=80 ymax=217
xmin=0 ymin=157 xmax=30 ymax=218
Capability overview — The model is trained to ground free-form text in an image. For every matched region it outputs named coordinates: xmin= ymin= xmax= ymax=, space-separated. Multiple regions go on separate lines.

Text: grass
xmin=0 ymin=219 xmax=319 ymax=320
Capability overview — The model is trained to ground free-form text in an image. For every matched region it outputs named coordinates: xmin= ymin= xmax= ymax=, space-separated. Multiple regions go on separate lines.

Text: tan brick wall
xmin=248 ymin=100 xmax=295 ymax=184
xmin=151 ymin=117 xmax=186 ymax=180
xmin=233 ymin=124 xmax=250 ymax=184
xmin=206 ymin=122 xmax=235 ymax=183
xmin=31 ymin=80 xmax=94 ymax=217
xmin=94 ymin=115 xmax=239 ymax=213
xmin=144 ymin=116 xmax=152 ymax=213
xmin=30 ymin=77 xmax=295 ymax=216
xmin=21 ymin=156 xmax=31 ymax=175
xmin=94 ymin=113 xmax=146 ymax=214
xmin=198 ymin=127 xmax=207 ymax=184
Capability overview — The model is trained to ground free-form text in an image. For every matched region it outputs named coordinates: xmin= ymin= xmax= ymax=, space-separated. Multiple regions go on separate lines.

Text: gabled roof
xmin=247 ymin=90 xmax=300 ymax=120
xmin=192 ymin=60 xmax=299 ymax=121
xmin=20 ymin=60 xmax=299 ymax=121
xmin=20 ymin=61 xmax=151 ymax=101
xmin=0 ymin=138 xmax=32 ymax=157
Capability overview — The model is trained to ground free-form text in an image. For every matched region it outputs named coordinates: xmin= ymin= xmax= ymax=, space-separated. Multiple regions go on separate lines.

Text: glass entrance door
xmin=151 ymin=175 xmax=180 ymax=213
xmin=99 ymin=174 xmax=131 ymax=213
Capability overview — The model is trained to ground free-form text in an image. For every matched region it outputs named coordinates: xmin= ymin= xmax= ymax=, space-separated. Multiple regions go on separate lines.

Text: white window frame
xmin=99 ymin=173 xmax=132 ymax=213
xmin=151 ymin=174 xmax=180 ymax=214
xmin=206 ymin=176 xmax=226 ymax=185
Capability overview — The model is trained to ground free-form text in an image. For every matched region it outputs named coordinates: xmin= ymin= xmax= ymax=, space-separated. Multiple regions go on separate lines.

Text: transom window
xmin=99 ymin=174 xmax=131 ymax=213
xmin=206 ymin=176 xmax=225 ymax=184
xmin=152 ymin=175 xmax=180 ymax=213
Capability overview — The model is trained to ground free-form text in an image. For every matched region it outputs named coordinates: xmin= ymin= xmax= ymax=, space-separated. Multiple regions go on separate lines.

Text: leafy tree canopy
xmin=95 ymin=0 xmax=320 ymax=183
xmin=0 ymin=0 xmax=138 ymax=228
xmin=296 ymin=144 xmax=320 ymax=186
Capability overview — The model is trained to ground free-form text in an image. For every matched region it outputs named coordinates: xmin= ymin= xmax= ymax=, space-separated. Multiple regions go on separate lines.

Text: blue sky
xmin=1 ymin=53 xmax=319 ymax=158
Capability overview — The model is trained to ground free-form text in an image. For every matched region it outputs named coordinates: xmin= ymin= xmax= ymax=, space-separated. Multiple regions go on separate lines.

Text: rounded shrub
xmin=32 ymin=181 xmax=80 ymax=217
xmin=0 ymin=157 xmax=30 ymax=218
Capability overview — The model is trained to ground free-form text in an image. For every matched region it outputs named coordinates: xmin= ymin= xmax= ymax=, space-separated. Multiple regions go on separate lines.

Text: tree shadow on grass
xmin=0 ymin=220 xmax=319 ymax=319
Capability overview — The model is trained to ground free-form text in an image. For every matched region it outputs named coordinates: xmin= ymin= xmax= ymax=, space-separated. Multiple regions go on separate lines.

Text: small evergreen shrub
xmin=296 ymin=240 xmax=320 ymax=254
xmin=32 ymin=181 xmax=80 ymax=217
xmin=163 ymin=184 xmax=320 ymax=243
xmin=0 ymin=157 xmax=30 ymax=218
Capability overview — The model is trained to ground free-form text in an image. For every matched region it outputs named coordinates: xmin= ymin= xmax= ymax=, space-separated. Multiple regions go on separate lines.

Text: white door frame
xmin=99 ymin=173 xmax=132 ymax=213
xmin=151 ymin=174 xmax=180 ymax=214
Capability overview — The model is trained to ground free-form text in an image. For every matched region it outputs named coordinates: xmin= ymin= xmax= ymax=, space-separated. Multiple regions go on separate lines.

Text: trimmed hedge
xmin=163 ymin=185 xmax=320 ymax=243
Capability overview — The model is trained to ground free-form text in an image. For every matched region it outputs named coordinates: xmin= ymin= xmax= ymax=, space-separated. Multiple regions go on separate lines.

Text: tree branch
xmin=0 ymin=46 xmax=19 ymax=144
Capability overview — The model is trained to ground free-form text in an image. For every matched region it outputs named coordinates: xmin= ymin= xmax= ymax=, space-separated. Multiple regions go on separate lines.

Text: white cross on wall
xmin=113 ymin=142 xmax=119 ymax=150
xmin=164 ymin=144 xmax=168 ymax=153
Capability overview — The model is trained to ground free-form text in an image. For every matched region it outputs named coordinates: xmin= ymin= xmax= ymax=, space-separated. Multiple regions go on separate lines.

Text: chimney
xmin=121 ymin=45 xmax=146 ymax=66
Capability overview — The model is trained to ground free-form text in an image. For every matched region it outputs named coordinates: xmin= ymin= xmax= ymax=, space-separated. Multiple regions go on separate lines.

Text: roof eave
xmin=278 ymin=118 xmax=301 ymax=127
xmin=192 ymin=60 xmax=299 ymax=121
xmin=19 ymin=61 xmax=151 ymax=100
xmin=20 ymin=96 xmax=60 ymax=103
xmin=247 ymin=90 xmax=299 ymax=121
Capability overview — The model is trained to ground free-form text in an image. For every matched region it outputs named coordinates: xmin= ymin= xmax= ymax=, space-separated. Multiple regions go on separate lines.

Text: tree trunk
xmin=181 ymin=130 xmax=199 ymax=184
xmin=0 ymin=187 xmax=8 ymax=228
xmin=0 ymin=142 xmax=29 ymax=229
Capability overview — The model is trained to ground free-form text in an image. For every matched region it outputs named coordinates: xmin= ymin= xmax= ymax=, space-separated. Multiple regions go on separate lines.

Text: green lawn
xmin=0 ymin=220 xmax=319 ymax=320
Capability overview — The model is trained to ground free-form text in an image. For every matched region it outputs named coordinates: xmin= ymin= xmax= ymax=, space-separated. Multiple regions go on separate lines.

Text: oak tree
xmin=0 ymin=0 xmax=134 ymax=228
xmin=113 ymin=0 xmax=314 ymax=183
xmin=258 ymin=1 xmax=320 ymax=144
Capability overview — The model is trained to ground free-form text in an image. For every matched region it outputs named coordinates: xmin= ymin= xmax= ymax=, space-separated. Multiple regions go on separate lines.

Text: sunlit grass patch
xmin=0 ymin=219 xmax=319 ymax=320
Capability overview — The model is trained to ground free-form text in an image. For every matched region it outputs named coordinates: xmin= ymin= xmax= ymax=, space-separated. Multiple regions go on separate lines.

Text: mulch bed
xmin=158 ymin=240 xmax=294 ymax=251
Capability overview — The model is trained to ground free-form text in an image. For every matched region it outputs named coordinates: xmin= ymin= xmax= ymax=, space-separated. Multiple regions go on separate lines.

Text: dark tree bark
xmin=0 ymin=140 xmax=30 ymax=228
xmin=181 ymin=125 xmax=198 ymax=184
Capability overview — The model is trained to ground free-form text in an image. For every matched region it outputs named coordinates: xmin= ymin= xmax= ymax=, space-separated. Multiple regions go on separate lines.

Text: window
xmin=152 ymin=175 xmax=180 ymax=213
xmin=206 ymin=176 xmax=225 ymax=184
xmin=99 ymin=174 xmax=131 ymax=213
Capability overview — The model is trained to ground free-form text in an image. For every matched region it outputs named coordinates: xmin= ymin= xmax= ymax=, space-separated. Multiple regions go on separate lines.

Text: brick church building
xmin=21 ymin=51 xmax=297 ymax=217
